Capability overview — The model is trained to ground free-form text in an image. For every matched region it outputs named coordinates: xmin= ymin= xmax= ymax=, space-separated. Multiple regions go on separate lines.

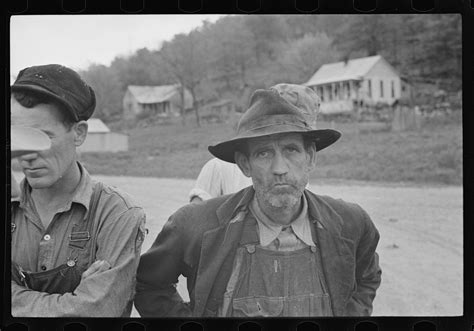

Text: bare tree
xmin=159 ymin=29 xmax=209 ymax=127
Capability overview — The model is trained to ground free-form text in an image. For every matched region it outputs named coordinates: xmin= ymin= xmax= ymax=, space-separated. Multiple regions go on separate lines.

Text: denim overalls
xmin=12 ymin=183 xmax=103 ymax=294
xmin=219 ymin=214 xmax=333 ymax=317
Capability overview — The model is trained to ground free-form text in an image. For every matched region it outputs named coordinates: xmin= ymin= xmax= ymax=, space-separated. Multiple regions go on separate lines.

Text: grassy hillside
xmin=80 ymin=116 xmax=462 ymax=185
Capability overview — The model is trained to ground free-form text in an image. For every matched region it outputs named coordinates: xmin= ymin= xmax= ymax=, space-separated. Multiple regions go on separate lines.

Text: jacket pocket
xmin=232 ymin=296 xmax=283 ymax=317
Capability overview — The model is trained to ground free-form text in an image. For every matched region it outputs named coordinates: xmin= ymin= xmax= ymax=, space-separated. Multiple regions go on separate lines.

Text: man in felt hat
xmin=10 ymin=64 xmax=146 ymax=317
xmin=135 ymin=84 xmax=381 ymax=317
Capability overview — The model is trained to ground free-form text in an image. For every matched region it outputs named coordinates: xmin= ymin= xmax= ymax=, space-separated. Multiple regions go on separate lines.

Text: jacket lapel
xmin=306 ymin=191 xmax=355 ymax=316
xmin=192 ymin=187 xmax=254 ymax=316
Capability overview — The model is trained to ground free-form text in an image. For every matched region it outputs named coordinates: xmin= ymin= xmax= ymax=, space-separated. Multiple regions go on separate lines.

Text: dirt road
xmin=13 ymin=172 xmax=463 ymax=316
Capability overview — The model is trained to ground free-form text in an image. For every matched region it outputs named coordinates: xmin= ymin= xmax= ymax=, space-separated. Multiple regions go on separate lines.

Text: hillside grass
xmin=79 ymin=116 xmax=463 ymax=185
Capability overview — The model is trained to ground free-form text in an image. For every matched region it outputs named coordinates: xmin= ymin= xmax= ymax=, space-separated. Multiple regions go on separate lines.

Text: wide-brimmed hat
xmin=11 ymin=125 xmax=51 ymax=158
xmin=11 ymin=64 xmax=96 ymax=122
xmin=208 ymin=83 xmax=341 ymax=163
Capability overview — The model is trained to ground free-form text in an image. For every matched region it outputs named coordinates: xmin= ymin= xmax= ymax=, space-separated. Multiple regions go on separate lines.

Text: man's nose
xmin=19 ymin=152 xmax=39 ymax=163
xmin=271 ymin=151 xmax=289 ymax=176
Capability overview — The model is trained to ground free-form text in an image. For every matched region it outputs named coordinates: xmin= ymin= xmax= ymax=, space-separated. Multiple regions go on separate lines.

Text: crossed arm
xmin=11 ymin=208 xmax=146 ymax=317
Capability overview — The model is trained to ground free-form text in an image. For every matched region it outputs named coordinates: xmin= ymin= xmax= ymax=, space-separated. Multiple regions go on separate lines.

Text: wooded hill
xmin=79 ymin=14 xmax=461 ymax=125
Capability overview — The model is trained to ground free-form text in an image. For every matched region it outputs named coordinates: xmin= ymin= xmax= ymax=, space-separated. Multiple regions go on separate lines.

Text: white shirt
xmin=189 ymin=158 xmax=253 ymax=201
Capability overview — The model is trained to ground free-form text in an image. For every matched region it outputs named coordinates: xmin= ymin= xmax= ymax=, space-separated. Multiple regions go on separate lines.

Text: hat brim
xmin=11 ymin=126 xmax=52 ymax=158
xmin=208 ymin=127 xmax=341 ymax=163
xmin=11 ymin=84 xmax=79 ymax=121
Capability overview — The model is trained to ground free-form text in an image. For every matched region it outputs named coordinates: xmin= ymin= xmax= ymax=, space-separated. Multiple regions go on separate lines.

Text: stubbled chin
xmin=266 ymin=193 xmax=300 ymax=209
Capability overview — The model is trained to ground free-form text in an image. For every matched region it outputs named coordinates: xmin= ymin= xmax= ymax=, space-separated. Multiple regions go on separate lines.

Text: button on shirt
xmin=249 ymin=194 xmax=315 ymax=251
xmin=11 ymin=162 xmax=146 ymax=317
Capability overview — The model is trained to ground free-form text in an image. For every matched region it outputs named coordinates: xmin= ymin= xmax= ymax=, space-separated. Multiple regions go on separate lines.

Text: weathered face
xmin=236 ymin=132 xmax=316 ymax=210
xmin=11 ymin=97 xmax=79 ymax=190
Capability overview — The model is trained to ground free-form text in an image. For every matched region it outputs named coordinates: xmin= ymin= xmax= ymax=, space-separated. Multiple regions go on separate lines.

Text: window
xmin=391 ymin=81 xmax=395 ymax=98
xmin=328 ymin=85 xmax=333 ymax=101
xmin=380 ymin=80 xmax=384 ymax=98
xmin=368 ymin=80 xmax=372 ymax=98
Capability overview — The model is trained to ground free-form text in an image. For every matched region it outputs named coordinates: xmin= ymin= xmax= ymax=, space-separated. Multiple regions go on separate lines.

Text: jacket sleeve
xmin=134 ymin=208 xmax=193 ymax=317
xmin=345 ymin=207 xmax=382 ymax=316
xmin=11 ymin=207 xmax=146 ymax=317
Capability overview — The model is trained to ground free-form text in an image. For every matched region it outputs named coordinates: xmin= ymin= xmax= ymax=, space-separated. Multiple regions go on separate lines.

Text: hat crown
xmin=237 ymin=83 xmax=320 ymax=135
xmin=12 ymin=64 xmax=96 ymax=121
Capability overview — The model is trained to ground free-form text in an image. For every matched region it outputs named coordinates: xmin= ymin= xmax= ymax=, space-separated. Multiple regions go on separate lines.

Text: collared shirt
xmin=11 ymin=162 xmax=146 ymax=317
xmin=249 ymin=194 xmax=315 ymax=251
xmin=189 ymin=158 xmax=253 ymax=201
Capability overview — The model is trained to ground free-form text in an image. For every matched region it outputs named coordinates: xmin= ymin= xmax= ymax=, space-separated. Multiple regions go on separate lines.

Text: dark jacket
xmin=135 ymin=187 xmax=381 ymax=317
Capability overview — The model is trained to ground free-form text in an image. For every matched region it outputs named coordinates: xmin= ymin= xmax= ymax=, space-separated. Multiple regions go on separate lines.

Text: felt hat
xmin=208 ymin=83 xmax=341 ymax=163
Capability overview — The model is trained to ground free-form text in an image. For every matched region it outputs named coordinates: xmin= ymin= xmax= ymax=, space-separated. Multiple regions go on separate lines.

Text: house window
xmin=380 ymin=80 xmax=384 ymax=98
xmin=328 ymin=85 xmax=333 ymax=101
xmin=318 ymin=87 xmax=324 ymax=102
xmin=391 ymin=81 xmax=395 ymax=98
xmin=368 ymin=80 xmax=372 ymax=98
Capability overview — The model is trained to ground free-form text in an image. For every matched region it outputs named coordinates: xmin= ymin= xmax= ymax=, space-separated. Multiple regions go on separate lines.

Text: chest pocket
xmin=233 ymin=296 xmax=284 ymax=317
xmin=15 ymin=182 xmax=104 ymax=295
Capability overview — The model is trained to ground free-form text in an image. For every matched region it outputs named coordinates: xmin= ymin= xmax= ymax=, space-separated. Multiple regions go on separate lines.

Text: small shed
xmin=304 ymin=55 xmax=402 ymax=114
xmin=123 ymin=84 xmax=193 ymax=120
xmin=78 ymin=118 xmax=128 ymax=153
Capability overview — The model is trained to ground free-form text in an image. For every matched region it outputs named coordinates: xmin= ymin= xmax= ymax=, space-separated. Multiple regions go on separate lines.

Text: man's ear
xmin=73 ymin=120 xmax=88 ymax=147
xmin=307 ymin=142 xmax=317 ymax=170
xmin=235 ymin=151 xmax=252 ymax=177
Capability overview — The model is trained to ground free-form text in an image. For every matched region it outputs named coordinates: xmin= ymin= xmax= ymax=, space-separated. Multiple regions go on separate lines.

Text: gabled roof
xmin=127 ymin=84 xmax=180 ymax=104
xmin=304 ymin=55 xmax=390 ymax=86
xmin=88 ymin=118 xmax=110 ymax=133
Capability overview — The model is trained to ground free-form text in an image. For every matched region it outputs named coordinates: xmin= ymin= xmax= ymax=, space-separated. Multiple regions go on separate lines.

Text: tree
xmin=274 ymin=32 xmax=341 ymax=84
xmin=160 ymin=29 xmax=210 ymax=127
xmin=243 ymin=15 xmax=289 ymax=65
xmin=205 ymin=16 xmax=256 ymax=95
xmin=80 ymin=64 xmax=123 ymax=122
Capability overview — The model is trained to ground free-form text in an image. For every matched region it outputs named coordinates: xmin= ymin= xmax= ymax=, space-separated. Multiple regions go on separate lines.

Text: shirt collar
xmin=250 ymin=193 xmax=315 ymax=247
xmin=12 ymin=162 xmax=94 ymax=220
xmin=68 ymin=162 xmax=94 ymax=217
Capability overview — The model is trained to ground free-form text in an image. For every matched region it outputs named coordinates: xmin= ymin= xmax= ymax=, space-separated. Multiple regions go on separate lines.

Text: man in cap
xmin=10 ymin=64 xmax=146 ymax=317
xmin=134 ymin=84 xmax=381 ymax=317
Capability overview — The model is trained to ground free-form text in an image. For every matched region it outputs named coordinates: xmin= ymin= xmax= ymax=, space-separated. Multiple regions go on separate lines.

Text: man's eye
xmin=287 ymin=147 xmax=299 ymax=153
xmin=257 ymin=151 xmax=269 ymax=158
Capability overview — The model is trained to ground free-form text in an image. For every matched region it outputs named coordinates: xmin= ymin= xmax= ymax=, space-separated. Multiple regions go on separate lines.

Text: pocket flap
xmin=233 ymin=296 xmax=283 ymax=317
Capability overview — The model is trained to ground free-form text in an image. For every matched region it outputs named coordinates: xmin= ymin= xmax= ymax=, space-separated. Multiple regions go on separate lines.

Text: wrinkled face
xmin=11 ymin=97 xmax=78 ymax=190
xmin=236 ymin=132 xmax=316 ymax=210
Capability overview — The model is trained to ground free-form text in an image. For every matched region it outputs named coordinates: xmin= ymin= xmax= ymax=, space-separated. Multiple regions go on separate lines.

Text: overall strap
xmin=68 ymin=181 xmax=104 ymax=251
xmin=205 ymin=208 xmax=257 ymax=315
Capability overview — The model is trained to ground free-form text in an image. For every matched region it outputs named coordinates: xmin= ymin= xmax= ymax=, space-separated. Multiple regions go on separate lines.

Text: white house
xmin=304 ymin=55 xmax=406 ymax=114
xmin=78 ymin=118 xmax=128 ymax=153
xmin=123 ymin=84 xmax=193 ymax=120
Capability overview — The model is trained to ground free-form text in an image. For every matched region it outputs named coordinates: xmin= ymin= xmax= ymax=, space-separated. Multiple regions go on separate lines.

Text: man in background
xmin=10 ymin=64 xmax=146 ymax=317
xmin=189 ymin=157 xmax=252 ymax=203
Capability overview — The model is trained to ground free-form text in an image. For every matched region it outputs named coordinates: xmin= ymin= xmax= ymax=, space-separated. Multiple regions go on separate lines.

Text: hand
xmin=81 ymin=260 xmax=111 ymax=281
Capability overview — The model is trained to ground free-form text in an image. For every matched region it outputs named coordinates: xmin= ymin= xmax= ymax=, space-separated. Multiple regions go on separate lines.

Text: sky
xmin=10 ymin=15 xmax=224 ymax=80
